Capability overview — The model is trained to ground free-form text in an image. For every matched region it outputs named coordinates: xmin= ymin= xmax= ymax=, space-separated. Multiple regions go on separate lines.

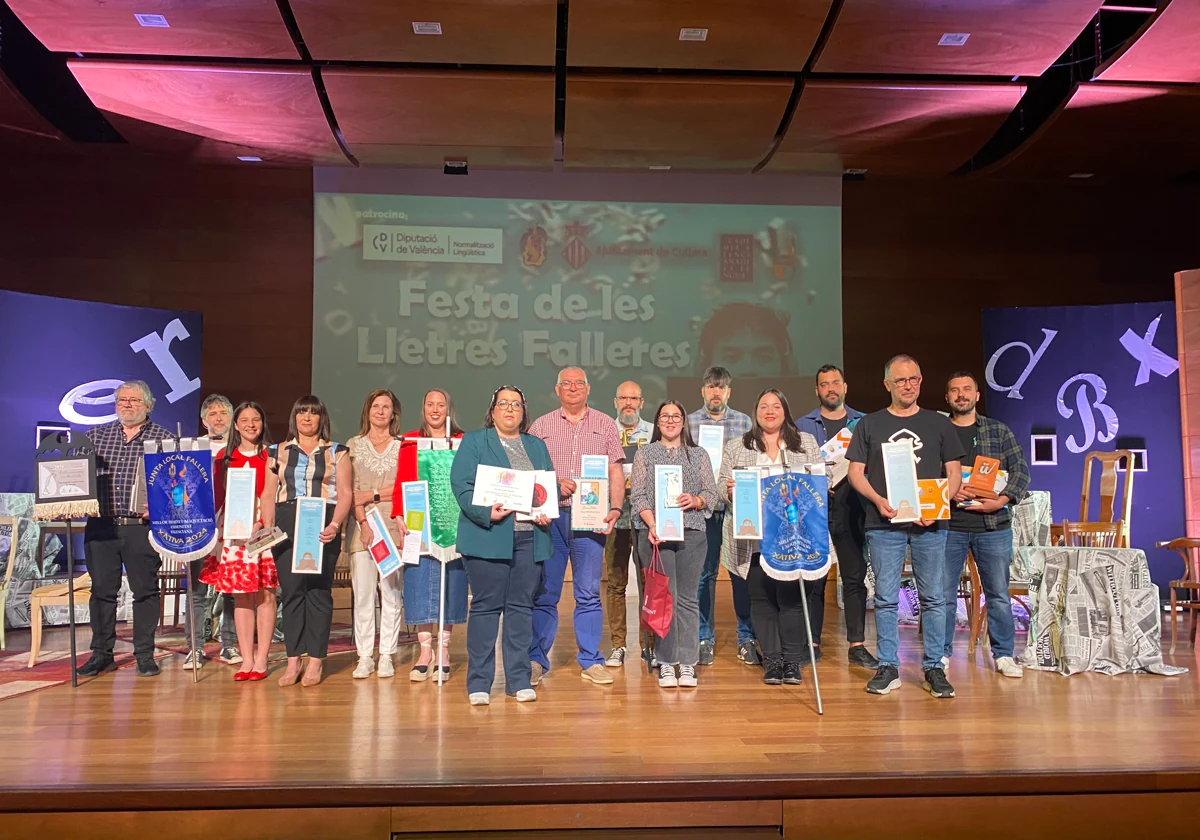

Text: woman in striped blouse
xmin=260 ymin=396 xmax=353 ymax=687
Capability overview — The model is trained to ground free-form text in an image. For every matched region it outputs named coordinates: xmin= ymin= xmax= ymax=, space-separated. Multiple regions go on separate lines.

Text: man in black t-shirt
xmin=943 ymin=372 xmax=1030 ymax=679
xmin=846 ymin=355 xmax=964 ymax=699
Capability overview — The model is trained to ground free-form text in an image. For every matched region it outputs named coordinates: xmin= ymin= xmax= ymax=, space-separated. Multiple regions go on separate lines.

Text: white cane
xmin=797 ymin=577 xmax=822 ymax=715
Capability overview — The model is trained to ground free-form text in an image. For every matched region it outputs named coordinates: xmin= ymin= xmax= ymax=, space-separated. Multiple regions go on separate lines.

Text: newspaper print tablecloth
xmin=1010 ymin=490 xmax=1051 ymax=581
xmin=1017 ymin=545 xmax=1186 ymax=676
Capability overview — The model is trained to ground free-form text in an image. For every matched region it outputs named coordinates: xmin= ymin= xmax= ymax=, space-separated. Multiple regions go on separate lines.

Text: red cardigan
xmin=391 ymin=429 xmax=463 ymax=519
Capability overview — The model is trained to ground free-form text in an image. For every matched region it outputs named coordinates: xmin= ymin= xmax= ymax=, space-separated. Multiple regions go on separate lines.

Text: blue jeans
xmin=697 ymin=512 xmax=755 ymax=646
xmin=865 ymin=527 xmax=949 ymax=670
xmin=943 ymin=529 xmax=1015 ymax=660
xmin=529 ymin=511 xmax=605 ymax=671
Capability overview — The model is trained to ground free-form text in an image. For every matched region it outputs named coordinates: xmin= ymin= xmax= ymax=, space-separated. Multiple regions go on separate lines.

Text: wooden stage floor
xmin=2 ymin=586 xmax=1200 ymax=838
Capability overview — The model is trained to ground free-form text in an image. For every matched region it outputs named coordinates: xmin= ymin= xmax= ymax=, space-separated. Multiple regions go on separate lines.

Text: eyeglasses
xmin=495 ymin=400 xmax=524 ymax=410
xmin=116 ymin=398 xmax=144 ymax=406
xmin=559 ymin=380 xmax=588 ymax=390
xmin=616 ymin=396 xmax=643 ymax=403
xmin=659 ymin=414 xmax=684 ymax=422
xmin=890 ymin=376 xmax=922 ymax=387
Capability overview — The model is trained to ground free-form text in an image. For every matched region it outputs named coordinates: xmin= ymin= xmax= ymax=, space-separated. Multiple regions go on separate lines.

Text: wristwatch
xmin=373 ymin=492 xmax=381 ymax=503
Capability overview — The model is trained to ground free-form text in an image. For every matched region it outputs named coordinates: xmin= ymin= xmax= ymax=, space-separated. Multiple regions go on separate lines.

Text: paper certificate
xmin=292 ymin=497 xmax=327 ymax=574
xmin=401 ymin=480 xmax=432 ymax=554
xmin=517 ymin=470 xmax=560 ymax=522
xmin=364 ymin=504 xmax=402 ymax=577
xmin=471 ymin=464 xmax=535 ymax=513
xmin=580 ymin=454 xmax=609 ymax=480
xmin=881 ymin=439 xmax=921 ymax=524
xmin=732 ymin=469 xmax=763 ymax=540
xmin=654 ymin=465 xmax=685 ymax=541
xmin=222 ymin=467 xmax=257 ymax=541
xmin=572 ymin=477 xmax=609 ymax=531
xmin=697 ymin=425 xmax=724 ymax=483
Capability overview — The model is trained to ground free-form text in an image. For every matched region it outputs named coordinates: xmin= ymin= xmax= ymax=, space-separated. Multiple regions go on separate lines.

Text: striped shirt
xmin=268 ymin=439 xmax=347 ymax=504
xmin=529 ymin=406 xmax=625 ymax=507
xmin=629 ymin=442 xmax=719 ymax=532
xmin=89 ymin=418 xmax=173 ymax=518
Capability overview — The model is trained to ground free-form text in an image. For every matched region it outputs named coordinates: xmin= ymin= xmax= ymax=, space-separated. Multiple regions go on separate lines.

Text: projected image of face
xmin=696 ymin=301 xmax=797 ymax=379
xmin=711 ymin=328 xmax=784 ymax=379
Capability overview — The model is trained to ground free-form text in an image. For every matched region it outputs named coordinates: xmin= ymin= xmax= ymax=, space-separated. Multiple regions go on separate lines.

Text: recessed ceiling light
xmin=134 ymin=13 xmax=169 ymax=28
xmin=938 ymin=32 xmax=969 ymax=46
xmin=648 ymin=164 xmax=672 ymax=171
xmin=1069 ymin=172 xmax=1094 ymax=178
xmin=237 ymin=156 xmax=263 ymax=162
xmin=844 ymin=168 xmax=868 ymax=175
xmin=412 ymin=21 xmax=442 ymax=35
xmin=679 ymin=28 xmax=708 ymax=41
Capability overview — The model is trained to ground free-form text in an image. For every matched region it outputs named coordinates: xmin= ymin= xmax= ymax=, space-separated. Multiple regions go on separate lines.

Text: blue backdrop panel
xmin=982 ymin=302 xmax=1184 ymax=593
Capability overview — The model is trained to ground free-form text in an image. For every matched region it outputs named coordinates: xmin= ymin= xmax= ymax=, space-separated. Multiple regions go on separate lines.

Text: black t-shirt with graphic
xmin=845 ymin=407 xmax=967 ymax=530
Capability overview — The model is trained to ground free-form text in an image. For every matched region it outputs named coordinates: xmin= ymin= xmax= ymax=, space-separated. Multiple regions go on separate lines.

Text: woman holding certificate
xmin=450 ymin=386 xmax=553 ymax=706
xmin=629 ymin=400 xmax=718 ymax=690
xmin=260 ymin=396 xmax=353 ymax=688
xmin=391 ymin=388 xmax=468 ymax=682
xmin=716 ymin=389 xmax=821 ymax=687
xmin=200 ymin=401 xmax=277 ymax=682
xmin=346 ymin=389 xmax=403 ymax=680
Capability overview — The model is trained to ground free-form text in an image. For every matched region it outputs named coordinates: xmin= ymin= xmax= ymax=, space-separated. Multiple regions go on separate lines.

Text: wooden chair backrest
xmin=1157 ymin=537 xmax=1200 ymax=584
xmin=0 ymin=516 xmax=17 ymax=590
xmin=1061 ymin=519 xmax=1124 ymax=549
xmin=1080 ymin=450 xmax=1134 ymax=546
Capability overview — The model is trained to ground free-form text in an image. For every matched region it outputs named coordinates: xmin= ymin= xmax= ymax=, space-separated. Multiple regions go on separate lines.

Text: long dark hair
xmin=483 ymin=385 xmax=530 ymax=434
xmin=287 ymin=395 xmax=332 ymax=442
xmin=357 ymin=389 xmax=401 ymax=437
xmin=225 ymin=401 xmax=273 ymax=459
xmin=650 ymin=400 xmax=696 ymax=459
xmin=742 ymin=388 xmax=803 ymax=453
xmin=421 ymin=388 xmax=464 ymax=437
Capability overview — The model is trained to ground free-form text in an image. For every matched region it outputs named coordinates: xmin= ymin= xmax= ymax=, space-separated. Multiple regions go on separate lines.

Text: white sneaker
xmin=513 ymin=688 xmax=537 ymax=702
xmin=658 ymin=663 xmax=678 ymax=688
xmin=995 ymin=656 xmax=1024 ymax=678
xmin=469 ymin=692 xmax=490 ymax=706
xmin=940 ymin=655 xmax=950 ymax=669
xmin=377 ymin=655 xmax=395 ymax=678
xmin=352 ymin=656 xmax=375 ymax=679
xmin=677 ymin=664 xmax=697 ymax=688
xmin=181 ymin=651 xmax=204 ymax=671
xmin=605 ymin=646 xmax=626 ymax=667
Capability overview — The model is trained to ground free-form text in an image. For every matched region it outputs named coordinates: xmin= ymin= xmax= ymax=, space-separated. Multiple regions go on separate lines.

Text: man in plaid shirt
xmin=77 ymin=380 xmax=173 ymax=679
xmin=943 ymin=371 xmax=1031 ymax=679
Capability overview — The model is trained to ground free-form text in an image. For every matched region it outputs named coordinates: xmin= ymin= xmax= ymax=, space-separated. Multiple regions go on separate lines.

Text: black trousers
xmin=829 ymin=480 xmax=869 ymax=644
xmin=85 ymin=520 xmax=161 ymax=659
xmin=747 ymin=557 xmax=809 ymax=664
xmin=274 ymin=502 xmax=340 ymax=659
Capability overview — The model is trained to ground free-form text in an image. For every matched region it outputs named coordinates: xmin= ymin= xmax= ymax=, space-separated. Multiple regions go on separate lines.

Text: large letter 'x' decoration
xmin=1119 ymin=315 xmax=1179 ymax=386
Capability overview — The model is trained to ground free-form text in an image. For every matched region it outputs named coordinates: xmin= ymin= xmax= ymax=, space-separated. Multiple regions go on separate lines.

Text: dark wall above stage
xmin=1 ymin=156 xmax=1198 ymax=435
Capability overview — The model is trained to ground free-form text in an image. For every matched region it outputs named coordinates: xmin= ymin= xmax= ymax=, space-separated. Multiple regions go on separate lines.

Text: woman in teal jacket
xmin=450 ymin=385 xmax=553 ymax=706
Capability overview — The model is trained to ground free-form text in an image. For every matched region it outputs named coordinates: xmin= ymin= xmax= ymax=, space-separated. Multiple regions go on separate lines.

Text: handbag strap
xmin=650 ymin=542 xmax=665 ymax=574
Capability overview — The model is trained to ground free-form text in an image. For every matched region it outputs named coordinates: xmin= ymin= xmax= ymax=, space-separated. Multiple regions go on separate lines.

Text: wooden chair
xmin=1080 ymin=450 xmax=1134 ymax=548
xmin=27 ymin=573 xmax=92 ymax=667
xmin=332 ymin=549 xmax=354 ymax=623
xmin=1156 ymin=537 xmax=1200 ymax=654
xmin=1061 ymin=519 xmax=1124 ymax=549
xmin=0 ymin=517 xmax=18 ymax=650
xmin=157 ymin=566 xmax=186 ymax=630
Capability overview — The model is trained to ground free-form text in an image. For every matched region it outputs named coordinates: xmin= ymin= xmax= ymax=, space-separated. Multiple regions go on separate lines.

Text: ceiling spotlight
xmin=134 ymin=13 xmax=169 ymax=27
xmin=938 ymin=32 xmax=969 ymax=46
xmin=444 ymin=159 xmax=468 ymax=175
xmin=1069 ymin=172 xmax=1094 ymax=179
xmin=679 ymin=28 xmax=708 ymax=41
xmin=412 ymin=22 xmax=442 ymax=35
xmin=237 ymin=156 xmax=263 ymax=162
xmin=648 ymin=164 xmax=672 ymax=171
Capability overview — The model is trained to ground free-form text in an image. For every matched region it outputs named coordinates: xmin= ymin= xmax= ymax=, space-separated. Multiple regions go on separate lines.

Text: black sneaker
xmin=848 ymin=645 xmax=880 ymax=670
xmin=136 ymin=657 xmax=161 ymax=678
xmin=76 ymin=653 xmax=117 ymax=677
xmin=738 ymin=642 xmax=762 ymax=667
xmin=866 ymin=664 xmax=901 ymax=695
xmin=782 ymin=661 xmax=803 ymax=685
xmin=922 ymin=667 xmax=955 ymax=699
xmin=763 ymin=659 xmax=784 ymax=685
xmin=698 ymin=640 xmax=715 ymax=666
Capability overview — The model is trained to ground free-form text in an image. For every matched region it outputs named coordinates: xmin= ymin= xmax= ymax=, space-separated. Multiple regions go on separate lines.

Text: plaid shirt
xmin=687 ymin=406 xmax=752 ymax=511
xmin=529 ymin=406 xmax=625 ymax=508
xmin=89 ymin=418 xmax=173 ymax=518
xmin=968 ymin=414 xmax=1031 ymax=531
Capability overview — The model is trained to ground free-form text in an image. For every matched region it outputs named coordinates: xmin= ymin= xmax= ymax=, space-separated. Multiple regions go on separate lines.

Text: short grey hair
xmin=200 ymin=393 xmax=233 ymax=418
xmin=884 ymin=354 xmax=920 ymax=380
xmin=556 ymin=367 xmax=588 ymax=386
xmin=117 ymin=380 xmax=156 ymax=412
xmin=702 ymin=366 xmax=732 ymax=388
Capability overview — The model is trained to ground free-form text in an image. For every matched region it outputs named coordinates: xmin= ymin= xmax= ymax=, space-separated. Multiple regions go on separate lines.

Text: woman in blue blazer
xmin=450 ymin=385 xmax=553 ymax=706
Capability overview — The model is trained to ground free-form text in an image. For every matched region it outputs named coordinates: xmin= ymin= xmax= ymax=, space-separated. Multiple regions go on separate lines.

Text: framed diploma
xmin=697 ymin=425 xmax=724 ymax=483
xmin=222 ymin=467 xmax=257 ymax=541
xmin=580 ymin=454 xmax=609 ymax=480
xmin=364 ymin=504 xmax=402 ymax=577
xmin=571 ymin=477 xmax=609 ymax=531
xmin=881 ymin=439 xmax=921 ymax=524
xmin=654 ymin=465 xmax=685 ymax=541
xmin=471 ymin=464 xmax=536 ymax=513
xmin=732 ymin=469 xmax=764 ymax=540
xmin=517 ymin=470 xmax=560 ymax=521
xmin=401 ymin=480 xmax=432 ymax=553
xmin=291 ymin=497 xmax=327 ymax=574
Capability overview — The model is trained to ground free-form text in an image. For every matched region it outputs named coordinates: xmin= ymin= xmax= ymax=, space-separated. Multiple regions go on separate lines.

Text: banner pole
xmin=185 ymin=559 xmax=199 ymax=684
xmin=66 ymin=519 xmax=78 ymax=689
xmin=798 ymin=579 xmax=823 ymax=715
xmin=436 ymin=557 xmax=446 ymax=688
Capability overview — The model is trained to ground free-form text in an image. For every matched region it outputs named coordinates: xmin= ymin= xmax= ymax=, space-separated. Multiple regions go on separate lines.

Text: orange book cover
xmin=967 ymin=455 xmax=1001 ymax=499
xmin=917 ymin=478 xmax=950 ymax=520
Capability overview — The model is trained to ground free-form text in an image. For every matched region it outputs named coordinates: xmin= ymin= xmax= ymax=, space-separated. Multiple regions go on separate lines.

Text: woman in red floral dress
xmin=201 ymin=402 xmax=278 ymax=681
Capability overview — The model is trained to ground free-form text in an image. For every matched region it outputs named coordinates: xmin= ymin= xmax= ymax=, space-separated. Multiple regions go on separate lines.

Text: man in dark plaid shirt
xmin=78 ymin=380 xmax=173 ymax=679
xmin=942 ymin=371 xmax=1031 ymax=680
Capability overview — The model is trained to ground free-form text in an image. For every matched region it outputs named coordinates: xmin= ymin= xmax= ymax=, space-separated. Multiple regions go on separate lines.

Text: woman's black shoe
xmin=763 ymin=659 xmax=784 ymax=685
xmin=782 ymin=661 xmax=803 ymax=685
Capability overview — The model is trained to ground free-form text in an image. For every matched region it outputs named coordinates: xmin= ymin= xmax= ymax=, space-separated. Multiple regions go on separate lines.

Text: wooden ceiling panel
xmin=323 ymin=69 xmax=554 ymax=169
xmin=68 ymin=62 xmax=345 ymax=164
xmin=814 ymin=0 xmax=1102 ymax=77
xmin=1097 ymin=0 xmax=1200 ymax=84
xmin=767 ymin=81 xmax=1023 ymax=176
xmin=290 ymin=0 xmax=557 ymax=64
xmin=565 ymin=75 xmax=791 ymax=171
xmin=989 ymin=83 xmax=1200 ymax=179
xmin=568 ymin=0 xmax=833 ymax=72
xmin=0 ymin=68 xmax=65 ymax=150
xmin=104 ymin=113 xmax=316 ymax=166
xmin=5 ymin=0 xmax=297 ymax=59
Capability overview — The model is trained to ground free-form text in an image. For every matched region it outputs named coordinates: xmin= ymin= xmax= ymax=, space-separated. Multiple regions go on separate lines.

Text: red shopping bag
xmin=641 ymin=543 xmax=674 ymax=638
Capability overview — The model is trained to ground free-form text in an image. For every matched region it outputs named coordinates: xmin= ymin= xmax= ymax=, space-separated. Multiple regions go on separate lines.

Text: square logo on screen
xmin=719 ymin=234 xmax=754 ymax=283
